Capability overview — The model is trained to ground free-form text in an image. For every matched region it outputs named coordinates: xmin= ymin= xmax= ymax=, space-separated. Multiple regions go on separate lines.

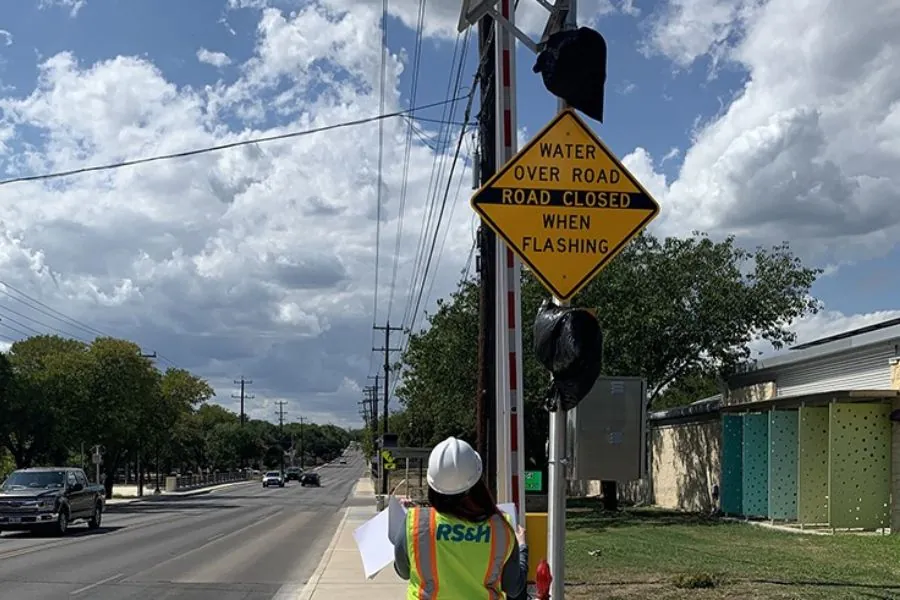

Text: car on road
xmin=300 ymin=472 xmax=320 ymax=487
xmin=284 ymin=467 xmax=302 ymax=482
xmin=338 ymin=458 xmax=347 ymax=464
xmin=0 ymin=467 xmax=105 ymax=536
xmin=262 ymin=471 xmax=285 ymax=488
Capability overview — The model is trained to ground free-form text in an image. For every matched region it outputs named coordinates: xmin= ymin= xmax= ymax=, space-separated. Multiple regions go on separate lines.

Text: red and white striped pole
xmin=493 ymin=0 xmax=526 ymax=524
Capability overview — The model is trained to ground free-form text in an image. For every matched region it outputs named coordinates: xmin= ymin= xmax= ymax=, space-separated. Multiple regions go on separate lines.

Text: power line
xmin=0 ymin=97 xmax=469 ymax=188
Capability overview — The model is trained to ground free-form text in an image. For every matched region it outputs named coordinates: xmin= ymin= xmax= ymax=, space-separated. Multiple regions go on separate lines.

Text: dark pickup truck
xmin=0 ymin=467 xmax=105 ymax=536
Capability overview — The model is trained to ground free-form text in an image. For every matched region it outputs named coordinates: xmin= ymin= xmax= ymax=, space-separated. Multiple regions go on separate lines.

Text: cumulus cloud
xmin=227 ymin=0 xmax=621 ymax=40
xmin=0 ymin=30 xmax=12 ymax=47
xmin=632 ymin=0 xmax=900 ymax=268
xmin=0 ymin=2 xmax=474 ymax=428
xmin=197 ymin=48 xmax=232 ymax=68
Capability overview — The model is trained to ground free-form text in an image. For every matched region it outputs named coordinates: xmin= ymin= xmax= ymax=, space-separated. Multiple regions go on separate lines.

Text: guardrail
xmin=165 ymin=471 xmax=250 ymax=492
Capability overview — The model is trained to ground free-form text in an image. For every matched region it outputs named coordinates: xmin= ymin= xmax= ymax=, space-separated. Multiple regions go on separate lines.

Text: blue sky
xmin=0 ymin=0 xmax=898 ymax=425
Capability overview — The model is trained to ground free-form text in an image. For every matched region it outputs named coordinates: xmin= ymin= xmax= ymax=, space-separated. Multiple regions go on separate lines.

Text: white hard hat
xmin=427 ymin=437 xmax=483 ymax=496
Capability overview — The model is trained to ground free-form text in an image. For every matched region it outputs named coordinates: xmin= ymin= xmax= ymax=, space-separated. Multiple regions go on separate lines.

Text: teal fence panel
xmin=768 ymin=410 xmax=799 ymax=521
xmin=742 ymin=413 xmax=769 ymax=517
xmin=720 ymin=414 xmax=743 ymax=515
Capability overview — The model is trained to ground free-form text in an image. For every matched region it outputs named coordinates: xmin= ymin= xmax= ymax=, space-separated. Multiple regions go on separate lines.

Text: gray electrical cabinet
xmin=566 ymin=376 xmax=647 ymax=482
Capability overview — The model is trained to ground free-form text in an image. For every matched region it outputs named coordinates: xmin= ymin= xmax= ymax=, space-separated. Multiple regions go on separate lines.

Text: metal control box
xmin=566 ymin=376 xmax=647 ymax=481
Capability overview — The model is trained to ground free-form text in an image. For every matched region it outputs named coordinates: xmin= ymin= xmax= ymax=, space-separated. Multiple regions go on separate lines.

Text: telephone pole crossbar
xmin=373 ymin=322 xmax=402 ymax=496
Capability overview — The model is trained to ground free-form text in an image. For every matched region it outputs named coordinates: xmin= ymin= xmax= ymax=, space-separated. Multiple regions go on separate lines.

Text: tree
xmin=571 ymin=233 xmax=820 ymax=407
xmin=83 ymin=337 xmax=161 ymax=498
xmin=147 ymin=369 xmax=215 ymax=480
xmin=394 ymin=281 xmax=480 ymax=447
xmin=395 ymin=232 xmax=822 ymax=503
xmin=653 ymin=367 xmax=721 ymax=410
xmin=1 ymin=336 xmax=89 ymax=467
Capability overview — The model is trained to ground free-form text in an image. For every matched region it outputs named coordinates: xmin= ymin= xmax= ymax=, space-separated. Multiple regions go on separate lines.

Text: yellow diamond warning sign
xmin=471 ymin=109 xmax=660 ymax=300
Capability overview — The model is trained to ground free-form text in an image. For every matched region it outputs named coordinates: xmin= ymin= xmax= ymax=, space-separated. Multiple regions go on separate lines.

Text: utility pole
xmin=476 ymin=12 xmax=498 ymax=499
xmin=364 ymin=384 xmax=379 ymax=481
xmin=232 ymin=377 xmax=253 ymax=427
xmin=373 ymin=322 xmax=402 ymax=496
xmin=276 ymin=401 xmax=287 ymax=475
xmin=366 ymin=374 xmax=380 ymax=476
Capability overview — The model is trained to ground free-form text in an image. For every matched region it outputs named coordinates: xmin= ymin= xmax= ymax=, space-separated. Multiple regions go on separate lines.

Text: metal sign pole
xmin=546 ymin=3 xmax=576 ymax=595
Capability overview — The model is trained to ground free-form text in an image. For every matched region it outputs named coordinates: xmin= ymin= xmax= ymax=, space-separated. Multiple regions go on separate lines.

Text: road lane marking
xmin=70 ymin=573 xmax=124 ymax=595
xmin=121 ymin=506 xmax=285 ymax=581
xmin=206 ymin=532 xmax=225 ymax=542
xmin=0 ymin=501 xmax=266 ymax=561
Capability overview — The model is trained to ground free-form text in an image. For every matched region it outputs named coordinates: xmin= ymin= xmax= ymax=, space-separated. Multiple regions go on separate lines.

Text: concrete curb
xmin=294 ymin=480 xmax=358 ymax=600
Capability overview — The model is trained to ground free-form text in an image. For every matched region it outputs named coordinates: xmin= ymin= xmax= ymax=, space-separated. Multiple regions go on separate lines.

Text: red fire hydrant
xmin=535 ymin=559 xmax=552 ymax=600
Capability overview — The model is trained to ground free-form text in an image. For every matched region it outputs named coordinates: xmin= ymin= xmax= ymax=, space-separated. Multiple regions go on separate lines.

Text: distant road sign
xmin=471 ymin=109 xmax=660 ymax=300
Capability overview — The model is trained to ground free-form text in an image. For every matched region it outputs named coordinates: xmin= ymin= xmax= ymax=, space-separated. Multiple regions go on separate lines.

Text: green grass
xmin=564 ymin=500 xmax=900 ymax=599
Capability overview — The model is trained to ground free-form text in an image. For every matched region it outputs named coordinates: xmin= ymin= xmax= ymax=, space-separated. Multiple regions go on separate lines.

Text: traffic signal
xmin=533 ymin=27 xmax=608 ymax=123
xmin=532 ymin=299 xmax=603 ymax=411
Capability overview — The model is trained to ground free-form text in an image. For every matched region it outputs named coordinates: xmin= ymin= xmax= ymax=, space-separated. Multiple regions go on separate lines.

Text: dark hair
xmin=428 ymin=478 xmax=499 ymax=522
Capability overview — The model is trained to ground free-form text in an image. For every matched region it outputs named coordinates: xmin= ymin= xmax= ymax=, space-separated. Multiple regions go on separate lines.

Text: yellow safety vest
xmin=406 ymin=506 xmax=515 ymax=600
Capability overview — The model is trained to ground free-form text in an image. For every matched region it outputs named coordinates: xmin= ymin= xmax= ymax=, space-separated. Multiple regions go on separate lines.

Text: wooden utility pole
xmin=476 ymin=15 xmax=498 ymax=498
xmin=373 ymin=323 xmax=402 ymax=496
xmin=232 ymin=377 xmax=253 ymax=427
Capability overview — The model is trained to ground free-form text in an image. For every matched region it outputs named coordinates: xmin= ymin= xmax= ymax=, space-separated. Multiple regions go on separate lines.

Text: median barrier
xmin=165 ymin=471 xmax=250 ymax=493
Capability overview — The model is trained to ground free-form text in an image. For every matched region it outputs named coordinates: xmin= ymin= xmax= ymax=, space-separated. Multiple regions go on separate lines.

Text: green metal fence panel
xmin=828 ymin=403 xmax=891 ymax=530
xmin=742 ymin=413 xmax=769 ymax=517
xmin=720 ymin=414 xmax=743 ymax=515
xmin=797 ymin=406 xmax=830 ymax=525
xmin=768 ymin=410 xmax=799 ymax=521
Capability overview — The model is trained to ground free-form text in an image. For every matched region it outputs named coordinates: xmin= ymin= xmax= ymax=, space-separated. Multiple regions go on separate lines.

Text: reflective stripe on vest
xmin=406 ymin=507 xmax=515 ymax=600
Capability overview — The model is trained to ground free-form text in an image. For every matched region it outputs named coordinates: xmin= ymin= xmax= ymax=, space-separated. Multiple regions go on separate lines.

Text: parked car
xmin=300 ymin=472 xmax=320 ymax=487
xmin=262 ymin=471 xmax=284 ymax=488
xmin=0 ymin=467 xmax=105 ymax=536
xmin=284 ymin=467 xmax=302 ymax=482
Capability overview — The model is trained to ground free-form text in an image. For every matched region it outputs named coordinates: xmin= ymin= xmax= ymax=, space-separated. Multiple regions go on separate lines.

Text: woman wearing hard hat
xmin=393 ymin=436 xmax=529 ymax=599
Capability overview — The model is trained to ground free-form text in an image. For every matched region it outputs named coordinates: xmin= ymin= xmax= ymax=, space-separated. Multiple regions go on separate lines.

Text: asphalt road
xmin=0 ymin=455 xmax=365 ymax=600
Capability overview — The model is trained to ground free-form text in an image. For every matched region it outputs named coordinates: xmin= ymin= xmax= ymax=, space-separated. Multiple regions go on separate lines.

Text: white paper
xmin=497 ymin=503 xmax=518 ymax=529
xmin=352 ymin=505 xmax=395 ymax=579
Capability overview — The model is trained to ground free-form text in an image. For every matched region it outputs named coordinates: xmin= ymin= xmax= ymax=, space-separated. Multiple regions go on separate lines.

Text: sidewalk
xmin=301 ymin=477 xmax=406 ymax=599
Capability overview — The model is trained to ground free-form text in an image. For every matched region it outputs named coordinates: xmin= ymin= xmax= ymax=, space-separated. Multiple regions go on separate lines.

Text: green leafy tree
xmin=395 ymin=232 xmax=821 ymax=488
xmin=83 ymin=337 xmax=161 ymax=498
xmin=1 ymin=336 xmax=89 ymax=467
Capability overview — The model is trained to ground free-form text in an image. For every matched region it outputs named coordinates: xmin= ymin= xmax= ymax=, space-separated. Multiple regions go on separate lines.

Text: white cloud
xmin=790 ymin=308 xmax=900 ymax=347
xmin=38 ymin=0 xmax=86 ymax=17
xmin=227 ymin=0 xmax=621 ymax=40
xmin=197 ymin=48 xmax=232 ymax=68
xmin=0 ymin=30 xmax=12 ymax=47
xmin=631 ymin=0 xmax=900 ymax=269
xmin=0 ymin=2 xmax=474 ymax=427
